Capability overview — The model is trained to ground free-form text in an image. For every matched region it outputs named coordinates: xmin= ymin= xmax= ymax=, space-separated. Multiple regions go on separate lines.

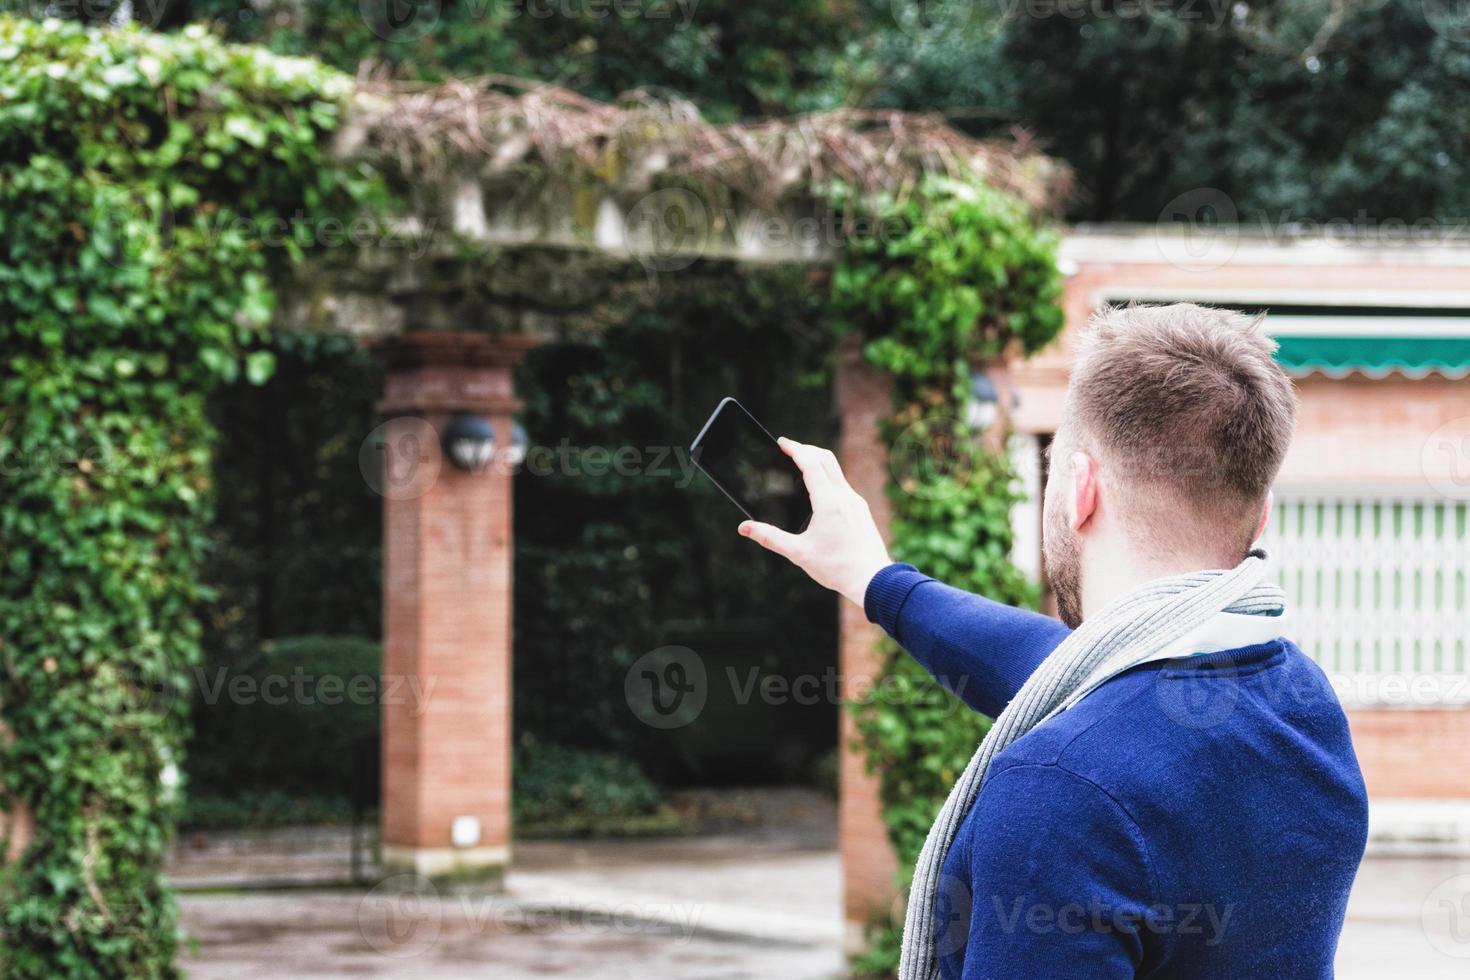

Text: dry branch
xmin=347 ymin=78 xmax=1070 ymax=214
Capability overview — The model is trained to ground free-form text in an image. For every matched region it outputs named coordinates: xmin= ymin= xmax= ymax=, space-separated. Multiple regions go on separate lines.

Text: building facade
xmin=1007 ymin=227 xmax=1470 ymax=832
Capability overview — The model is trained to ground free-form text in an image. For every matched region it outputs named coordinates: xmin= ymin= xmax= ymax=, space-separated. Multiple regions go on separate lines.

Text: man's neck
xmin=1080 ymin=549 xmax=1242 ymax=621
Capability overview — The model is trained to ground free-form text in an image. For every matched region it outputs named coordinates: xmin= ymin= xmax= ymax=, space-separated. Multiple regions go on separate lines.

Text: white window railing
xmin=1261 ymin=493 xmax=1470 ymax=707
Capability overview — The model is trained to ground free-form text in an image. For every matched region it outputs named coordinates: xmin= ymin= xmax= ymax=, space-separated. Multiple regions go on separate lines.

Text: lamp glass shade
xmin=443 ymin=413 xmax=496 ymax=472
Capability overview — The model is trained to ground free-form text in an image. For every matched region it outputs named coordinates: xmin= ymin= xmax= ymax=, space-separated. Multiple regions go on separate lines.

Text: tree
xmin=868 ymin=0 xmax=1470 ymax=223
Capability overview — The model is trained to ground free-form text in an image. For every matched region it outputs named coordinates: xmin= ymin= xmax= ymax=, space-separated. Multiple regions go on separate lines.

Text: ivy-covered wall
xmin=0 ymin=18 xmax=367 ymax=976
xmin=830 ymin=177 xmax=1065 ymax=974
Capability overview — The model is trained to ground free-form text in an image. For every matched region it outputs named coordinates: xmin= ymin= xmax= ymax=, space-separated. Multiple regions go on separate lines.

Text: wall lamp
xmin=442 ymin=414 xmax=531 ymax=473
xmin=443 ymin=413 xmax=496 ymax=473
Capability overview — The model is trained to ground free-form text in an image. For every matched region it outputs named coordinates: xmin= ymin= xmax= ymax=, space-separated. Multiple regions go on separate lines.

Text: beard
xmin=1042 ymin=494 xmax=1084 ymax=629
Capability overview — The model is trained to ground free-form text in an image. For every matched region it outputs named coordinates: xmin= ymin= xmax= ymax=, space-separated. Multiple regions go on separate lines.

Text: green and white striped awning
xmin=1268 ymin=316 xmax=1470 ymax=380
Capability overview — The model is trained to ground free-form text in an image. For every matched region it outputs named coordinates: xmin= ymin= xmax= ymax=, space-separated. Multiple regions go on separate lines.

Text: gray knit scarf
xmin=897 ymin=551 xmax=1286 ymax=980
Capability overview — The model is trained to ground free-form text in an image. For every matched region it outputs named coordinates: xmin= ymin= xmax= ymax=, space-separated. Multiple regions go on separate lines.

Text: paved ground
xmin=177 ymin=839 xmax=846 ymax=979
xmin=173 ymin=797 xmax=1470 ymax=978
xmin=1336 ymin=855 xmax=1470 ymax=978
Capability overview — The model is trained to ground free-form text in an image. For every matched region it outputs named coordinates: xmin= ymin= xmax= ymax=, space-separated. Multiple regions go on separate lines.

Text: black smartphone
xmin=690 ymin=397 xmax=812 ymax=532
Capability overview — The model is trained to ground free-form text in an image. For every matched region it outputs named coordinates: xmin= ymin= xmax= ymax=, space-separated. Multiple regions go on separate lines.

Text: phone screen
xmin=690 ymin=398 xmax=812 ymax=532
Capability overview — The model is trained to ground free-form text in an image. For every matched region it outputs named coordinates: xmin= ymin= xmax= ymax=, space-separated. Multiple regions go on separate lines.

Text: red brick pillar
xmin=835 ymin=335 xmax=901 ymax=946
xmin=374 ymin=331 xmax=532 ymax=880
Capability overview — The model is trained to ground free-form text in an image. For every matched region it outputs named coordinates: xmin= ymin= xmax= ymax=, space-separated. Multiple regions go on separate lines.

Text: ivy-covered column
xmin=374 ymin=331 xmax=532 ymax=880
xmin=828 ymin=176 xmax=1065 ymax=971
xmin=0 ymin=17 xmax=364 ymax=977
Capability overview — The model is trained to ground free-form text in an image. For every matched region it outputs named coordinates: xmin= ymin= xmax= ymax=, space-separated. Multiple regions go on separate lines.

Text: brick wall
xmin=1347 ymin=709 xmax=1470 ymax=798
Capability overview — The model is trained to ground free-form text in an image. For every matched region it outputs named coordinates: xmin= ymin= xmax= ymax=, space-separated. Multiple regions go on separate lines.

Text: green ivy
xmin=0 ymin=18 xmax=370 ymax=976
xmin=828 ymin=176 xmax=1065 ymax=974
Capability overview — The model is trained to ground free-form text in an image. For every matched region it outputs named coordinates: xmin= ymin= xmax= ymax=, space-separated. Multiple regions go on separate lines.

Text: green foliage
xmin=180 ymin=791 xmax=358 ymax=832
xmin=513 ymin=267 xmax=838 ymax=781
xmin=67 ymin=0 xmax=856 ymax=120
xmin=829 ymin=175 xmax=1063 ymax=970
xmin=833 ymin=177 xmax=1064 ymax=377
xmin=870 ymin=0 xmax=1470 ymax=222
xmin=187 ymin=635 xmax=381 ymax=803
xmin=202 ymin=331 xmax=383 ymax=654
xmin=0 ymin=17 xmax=366 ymax=976
xmin=512 ymin=736 xmax=684 ymax=838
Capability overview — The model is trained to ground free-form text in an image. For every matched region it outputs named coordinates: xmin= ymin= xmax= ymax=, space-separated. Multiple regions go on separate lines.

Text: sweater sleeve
xmin=952 ymin=763 xmax=1157 ymax=979
xmin=863 ymin=563 xmax=1072 ymax=717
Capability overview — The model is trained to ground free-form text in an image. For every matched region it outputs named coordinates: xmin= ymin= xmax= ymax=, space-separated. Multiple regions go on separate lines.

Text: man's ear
xmin=1069 ymin=451 xmax=1099 ymax=532
xmin=1252 ymin=491 xmax=1273 ymax=543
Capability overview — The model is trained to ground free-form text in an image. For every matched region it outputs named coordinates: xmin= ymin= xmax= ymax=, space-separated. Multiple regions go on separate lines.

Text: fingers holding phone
xmin=689 ymin=398 xmax=890 ymax=607
xmin=738 ymin=437 xmax=891 ymax=606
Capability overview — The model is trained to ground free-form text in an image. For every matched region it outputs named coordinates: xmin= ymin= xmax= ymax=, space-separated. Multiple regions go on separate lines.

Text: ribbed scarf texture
xmin=897 ymin=551 xmax=1287 ymax=980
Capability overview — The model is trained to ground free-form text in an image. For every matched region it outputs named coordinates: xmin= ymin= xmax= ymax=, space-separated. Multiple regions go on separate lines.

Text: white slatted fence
xmin=1261 ymin=493 xmax=1470 ymax=706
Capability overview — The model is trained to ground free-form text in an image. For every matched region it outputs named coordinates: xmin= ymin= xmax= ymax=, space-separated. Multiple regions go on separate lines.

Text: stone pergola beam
xmin=444 ymin=173 xmax=841 ymax=266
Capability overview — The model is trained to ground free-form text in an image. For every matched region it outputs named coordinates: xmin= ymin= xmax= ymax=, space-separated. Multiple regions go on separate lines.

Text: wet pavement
xmin=173 ymin=799 xmax=1470 ymax=978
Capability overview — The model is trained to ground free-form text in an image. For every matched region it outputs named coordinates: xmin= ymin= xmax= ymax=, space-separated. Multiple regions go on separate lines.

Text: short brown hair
xmin=1064 ymin=302 xmax=1297 ymax=552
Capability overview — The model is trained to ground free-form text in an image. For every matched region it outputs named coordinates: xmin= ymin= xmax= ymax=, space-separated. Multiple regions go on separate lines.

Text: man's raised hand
xmin=738 ymin=437 xmax=892 ymax=607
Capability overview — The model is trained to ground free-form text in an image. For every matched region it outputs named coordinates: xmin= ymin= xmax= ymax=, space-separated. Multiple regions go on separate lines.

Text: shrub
xmin=513 ymin=736 xmax=683 ymax=839
xmin=179 ymin=791 xmax=357 ymax=832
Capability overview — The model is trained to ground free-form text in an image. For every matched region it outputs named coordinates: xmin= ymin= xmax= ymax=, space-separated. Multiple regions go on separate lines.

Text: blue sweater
xmin=864 ymin=564 xmax=1369 ymax=980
